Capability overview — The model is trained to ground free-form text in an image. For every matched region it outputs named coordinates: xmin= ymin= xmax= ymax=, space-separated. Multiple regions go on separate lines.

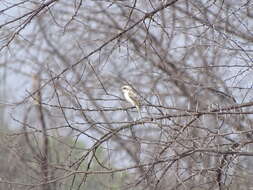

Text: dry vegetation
xmin=0 ymin=0 xmax=253 ymax=189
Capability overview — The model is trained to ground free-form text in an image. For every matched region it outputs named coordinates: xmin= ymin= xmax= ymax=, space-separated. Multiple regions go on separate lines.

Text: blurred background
xmin=0 ymin=0 xmax=253 ymax=189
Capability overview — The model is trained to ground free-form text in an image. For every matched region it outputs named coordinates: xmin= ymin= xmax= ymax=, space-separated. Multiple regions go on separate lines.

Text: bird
xmin=31 ymin=74 xmax=41 ymax=105
xmin=121 ymin=85 xmax=141 ymax=114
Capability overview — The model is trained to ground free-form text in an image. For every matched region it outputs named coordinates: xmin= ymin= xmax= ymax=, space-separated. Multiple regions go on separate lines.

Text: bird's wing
xmin=129 ymin=90 xmax=139 ymax=100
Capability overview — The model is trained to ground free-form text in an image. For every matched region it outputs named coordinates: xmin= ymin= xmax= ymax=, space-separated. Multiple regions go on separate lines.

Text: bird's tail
xmin=136 ymin=105 xmax=143 ymax=120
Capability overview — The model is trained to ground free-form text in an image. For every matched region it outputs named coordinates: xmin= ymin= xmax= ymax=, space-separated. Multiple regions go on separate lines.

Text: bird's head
xmin=121 ymin=85 xmax=133 ymax=93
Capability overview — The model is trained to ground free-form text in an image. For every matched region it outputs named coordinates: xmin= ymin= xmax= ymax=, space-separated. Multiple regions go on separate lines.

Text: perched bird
xmin=121 ymin=85 xmax=141 ymax=114
xmin=31 ymin=74 xmax=41 ymax=105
